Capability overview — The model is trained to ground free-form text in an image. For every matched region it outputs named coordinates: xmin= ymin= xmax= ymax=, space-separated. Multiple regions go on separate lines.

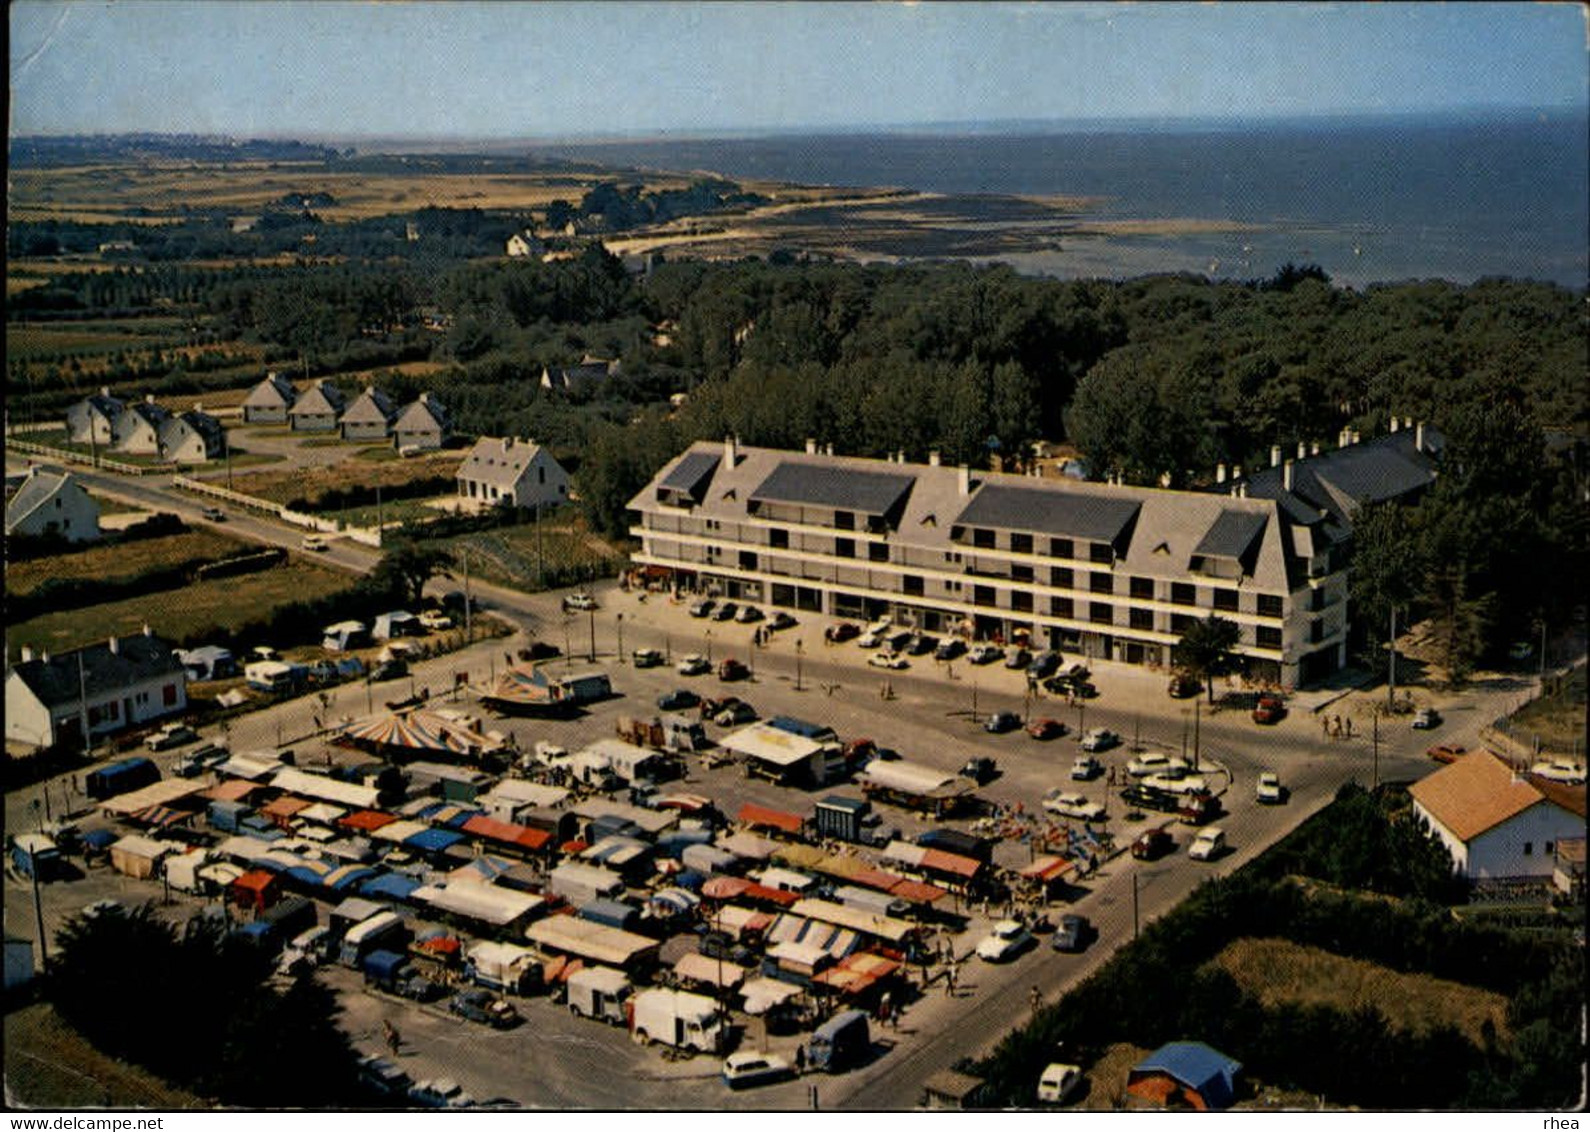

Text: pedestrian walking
xmin=1321 ymin=714 xmax=1331 ymax=739
xmin=383 ymin=1020 xmax=401 ymax=1056
xmin=1344 ymin=717 xmax=1354 ymax=740
xmin=795 ymin=1045 xmax=807 ymax=1075
xmin=1029 ymin=985 xmax=1043 ymax=1015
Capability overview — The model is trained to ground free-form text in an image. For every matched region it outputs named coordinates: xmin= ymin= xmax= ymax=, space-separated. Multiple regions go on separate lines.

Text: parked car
xmin=968 ymin=644 xmax=1004 ymax=665
xmin=959 ymin=757 xmax=998 ymax=785
xmin=688 ymin=598 xmax=716 ymax=619
xmin=1079 ymin=728 xmax=1120 ymax=753
xmin=710 ymin=602 xmax=738 ymax=622
xmin=901 ymin=634 xmax=933 ymax=656
xmin=734 ymin=605 xmax=763 ymax=623
xmin=1126 ymin=751 xmax=1186 ymax=777
xmin=200 ymin=505 xmax=227 ymax=522
xmin=561 ymin=592 xmax=597 ymax=612
xmin=1252 ymin=694 xmax=1286 ymax=724
xmin=933 ymin=638 xmax=966 ymax=661
xmin=722 ymin=1051 xmax=795 ymax=1090
xmin=1132 ymin=827 xmax=1175 ymax=860
xmin=657 ymin=689 xmax=701 ymax=712
xmin=856 ymin=629 xmax=886 ymax=649
xmin=1167 ymin=671 xmax=1201 ymax=699
xmin=1003 ymin=648 xmax=1032 ymax=670
xmin=1187 ymin=827 xmax=1227 ymax=861
xmin=767 ymin=611 xmax=797 ymax=631
xmin=983 ymin=710 xmax=1022 ymax=734
xmin=357 ymin=1055 xmax=413 ymax=1098
xmin=1120 ymin=783 xmax=1182 ymax=814
xmin=1411 ymin=707 xmax=1442 ymax=730
xmin=868 ymin=651 xmax=908 ymax=670
xmin=676 ymin=654 xmax=711 ymax=676
xmin=632 ymin=647 xmax=664 ymax=668
xmin=1427 ymin=744 xmax=1466 ymax=764
xmin=1028 ymin=650 xmax=1062 ymax=679
xmin=1037 ymin=1062 xmax=1084 ymax=1105
xmin=717 ymin=658 xmax=751 ymax=681
xmin=1042 ymin=790 xmax=1106 ymax=822
xmin=1027 ymin=717 xmax=1066 ymax=740
xmin=301 ymin=534 xmax=329 ymax=552
xmin=1255 ymin=772 xmax=1286 ymax=804
xmin=1070 ymin=755 xmax=1102 ymax=781
xmin=715 ymin=700 xmax=757 ymax=726
xmin=1141 ymin=772 xmax=1208 ymax=795
xmin=409 ymin=1079 xmax=475 ymax=1109
xmin=449 ymin=988 xmax=520 ymax=1028
xmin=173 ymin=743 xmax=228 ymax=777
xmin=1530 ymin=759 xmax=1587 ymax=785
xmin=417 ymin=609 xmax=453 ymax=631
xmin=1050 ymin=914 xmax=1093 ymax=953
xmin=975 ymin=919 xmax=1034 ymax=962
xmin=825 ymin=622 xmax=859 ymax=643
xmin=145 ymin=722 xmax=198 ymax=751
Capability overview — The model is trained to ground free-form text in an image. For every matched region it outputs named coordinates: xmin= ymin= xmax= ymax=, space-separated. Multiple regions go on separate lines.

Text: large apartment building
xmin=628 ymin=424 xmax=1440 ymax=689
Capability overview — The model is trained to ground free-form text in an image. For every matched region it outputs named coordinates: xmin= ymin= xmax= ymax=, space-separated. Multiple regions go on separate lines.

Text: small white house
xmin=4 ymin=468 xmax=101 ymax=543
xmin=540 ymin=356 xmax=620 ymax=393
xmin=288 ymin=380 xmax=346 ymax=432
xmin=506 ymin=232 xmax=545 ymax=258
xmin=158 ymin=408 xmax=225 ymax=465
xmin=457 ymin=437 xmax=569 ymax=510
xmin=341 ymin=387 xmax=397 ymax=442
xmin=242 ymin=372 xmax=297 ymax=424
xmin=112 ymin=397 xmax=170 ymax=455
xmin=5 ymin=630 xmax=189 ymax=751
xmin=65 ymin=387 xmax=124 ymax=445
xmin=391 ymin=392 xmax=448 ymax=451
xmin=1409 ymin=750 xmax=1588 ymax=881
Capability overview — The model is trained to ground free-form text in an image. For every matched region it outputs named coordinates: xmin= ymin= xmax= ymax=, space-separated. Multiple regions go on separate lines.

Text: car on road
xmin=975 ymin=919 xmax=1035 ymax=962
xmin=301 ymin=534 xmax=329 ymax=552
xmin=959 ymin=756 xmax=998 ymax=785
xmin=1141 ymin=772 xmax=1209 ymax=796
xmin=983 ymin=710 xmax=1022 ymax=734
xmin=717 ymin=657 xmax=751 ymax=681
xmin=417 ymin=609 xmax=454 ymax=631
xmin=632 ymin=647 xmax=665 ymax=668
xmin=1132 ymin=827 xmax=1175 ymax=860
xmin=715 ymin=700 xmax=758 ymax=726
xmin=1036 ymin=1062 xmax=1084 ymax=1105
xmin=722 ymin=1051 xmax=795 ymax=1090
xmin=933 ymin=638 xmax=966 ymax=661
xmin=1042 ymin=789 xmax=1107 ymax=822
xmin=1411 ymin=707 xmax=1442 ymax=730
xmin=409 ymin=1078 xmax=475 ymax=1109
xmin=449 ymin=988 xmax=520 ymax=1028
xmin=767 ymin=611 xmax=797 ymax=631
xmin=676 ymin=654 xmax=711 ymax=676
xmin=906 ymin=634 xmax=938 ymax=656
xmin=1079 ymin=728 xmax=1120 ymax=753
xmin=1427 ymin=744 xmax=1466 ymax=764
xmin=856 ymin=628 xmax=886 ymax=649
xmin=357 ymin=1055 xmax=413 ymax=1098
xmin=734 ymin=604 xmax=763 ymax=623
xmin=1255 ymin=772 xmax=1286 ymax=804
xmin=657 ymin=689 xmax=701 ymax=712
xmin=1028 ymin=651 xmax=1062 ymax=680
xmin=1530 ymin=759 xmax=1587 ymax=785
xmin=825 ymin=622 xmax=859 ymax=643
xmin=1188 ymin=827 xmax=1227 ymax=861
xmin=200 ymin=505 xmax=227 ymax=521
xmin=1003 ymin=648 xmax=1032 ymax=670
xmin=1167 ymin=671 xmax=1201 ymax=699
xmin=1120 ymin=783 xmax=1181 ymax=814
xmin=689 ymin=598 xmax=716 ymax=618
xmin=710 ymin=602 xmax=739 ymax=622
xmin=1050 ymin=914 xmax=1094 ymax=953
xmin=174 ymin=743 xmax=228 ymax=777
xmin=1070 ymin=754 xmax=1102 ymax=781
xmin=561 ymin=592 xmax=597 ymax=612
xmin=1252 ymin=694 xmax=1286 ymax=724
xmin=1126 ymin=751 xmax=1187 ymax=778
xmin=968 ymin=644 xmax=1004 ymax=665
xmin=868 ymin=651 xmax=908 ymax=670
xmin=1027 ymin=717 xmax=1066 ymax=741
xmin=145 ymin=722 xmax=198 ymax=751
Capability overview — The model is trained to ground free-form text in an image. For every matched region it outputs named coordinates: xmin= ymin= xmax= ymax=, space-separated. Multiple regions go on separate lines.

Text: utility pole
xmin=77 ymin=651 xmax=92 ymax=762
xmin=617 ymin=614 xmax=625 ymax=664
xmin=29 ymin=841 xmax=49 ymax=969
xmin=536 ymin=500 xmax=544 ymax=588
xmin=1387 ymin=606 xmax=1397 ymax=712
xmin=376 ymin=485 xmax=383 ymax=549
xmin=1192 ymin=697 xmax=1202 ymax=771
xmin=224 ymin=429 xmax=233 ymax=492
xmin=1372 ymin=710 xmax=1381 ymax=790
xmin=462 ymin=550 xmax=472 ymax=644
xmin=588 ymin=606 xmax=596 ymax=663
xmin=795 ymin=640 xmax=805 ymax=692
xmin=1132 ymin=873 xmax=1140 ymax=939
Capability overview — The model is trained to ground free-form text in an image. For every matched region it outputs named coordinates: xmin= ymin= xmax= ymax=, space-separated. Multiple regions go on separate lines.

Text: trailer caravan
xmin=466 ymin=940 xmax=544 ymax=996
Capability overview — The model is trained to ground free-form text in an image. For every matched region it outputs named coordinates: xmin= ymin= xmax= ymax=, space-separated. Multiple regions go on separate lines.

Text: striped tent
xmin=477 ymin=664 xmax=560 ymax=711
xmin=340 ymin=709 xmax=501 ymax=756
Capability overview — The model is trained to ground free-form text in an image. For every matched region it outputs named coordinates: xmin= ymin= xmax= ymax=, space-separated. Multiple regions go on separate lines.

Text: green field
xmin=7 ymin=559 xmax=354 ymax=659
xmin=440 ymin=518 xmax=627 ymax=591
xmin=6 ymin=529 xmax=248 ymax=597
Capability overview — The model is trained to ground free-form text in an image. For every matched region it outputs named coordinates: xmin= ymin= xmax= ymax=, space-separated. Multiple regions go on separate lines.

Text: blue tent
xmin=673 ymin=868 xmax=707 ymax=892
xmin=324 ymin=865 xmax=380 ymax=892
xmin=405 ymin=828 xmax=465 ymax=855
xmin=360 ymin=872 xmax=423 ymax=902
xmin=81 ymin=829 xmax=119 ymax=852
xmin=1130 ymin=1042 xmax=1243 ymax=1111
xmin=653 ymin=829 xmax=715 ymax=859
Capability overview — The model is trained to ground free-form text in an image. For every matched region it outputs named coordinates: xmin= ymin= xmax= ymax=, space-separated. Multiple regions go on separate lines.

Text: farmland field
xmin=6 ymin=530 xmax=249 ymax=597
xmin=227 ymin=450 xmax=463 ymax=506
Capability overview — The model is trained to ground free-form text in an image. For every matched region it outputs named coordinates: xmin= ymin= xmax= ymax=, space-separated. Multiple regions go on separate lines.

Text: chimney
xmin=20 ymin=646 xmax=34 ymax=663
xmin=108 ymin=635 xmax=120 ymax=655
xmin=1403 ymin=416 xmax=1414 ymax=433
xmin=805 ymin=438 xmax=817 ymax=455
xmin=1270 ymin=445 xmax=1282 ymax=468
xmin=1415 ymin=421 xmax=1426 ymax=451
xmin=1232 ymin=464 xmax=1243 ymax=480
xmin=1310 ymin=441 xmax=1320 ymax=457
xmin=1297 ymin=441 xmax=1307 ymax=460
xmin=1337 ymin=427 xmax=1349 ymax=448
xmin=419 ymin=392 xmax=430 ymax=404
xmin=41 ymin=650 xmax=50 ymax=663
xmin=142 ymin=623 xmax=152 ymax=637
xmin=824 ymin=442 xmax=834 ymax=457
xmin=724 ymin=435 xmax=738 ymax=466
xmin=194 ymin=402 xmax=203 ymax=415
xmin=928 ymin=450 xmax=941 ymax=467
xmin=1351 ymin=430 xmax=1361 ymax=445
xmin=1283 ymin=459 xmax=1295 ymax=492
xmin=1390 ymin=416 xmax=1400 ymax=434
xmin=957 ymin=464 xmax=971 ymax=496
xmin=145 ymin=393 xmax=155 ymax=404
xmin=1216 ymin=463 xmax=1227 ymax=484
xmin=100 ymin=386 xmax=110 ymax=398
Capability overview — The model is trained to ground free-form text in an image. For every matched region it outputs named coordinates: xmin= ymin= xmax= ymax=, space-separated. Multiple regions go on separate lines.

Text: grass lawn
xmin=440 ymin=517 xmax=627 ymax=591
xmin=21 ymin=430 xmax=172 ymax=467
xmin=86 ymin=492 xmax=143 ymax=515
xmin=6 ymin=529 xmax=248 ymax=597
xmin=1208 ymin=936 xmax=1510 ymax=1047
xmin=321 ymin=497 xmax=442 ymax=528
xmin=7 ymin=559 xmax=354 ymax=660
xmin=4 ymin=1003 xmax=209 ymax=1109
xmin=229 ymin=451 xmax=463 ymax=506
xmin=1506 ymin=664 xmax=1587 ymax=754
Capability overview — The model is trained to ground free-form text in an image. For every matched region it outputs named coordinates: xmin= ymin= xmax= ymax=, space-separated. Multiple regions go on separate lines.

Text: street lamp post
xmin=588 ymin=606 xmax=596 ymax=663
xmin=795 ymin=640 xmax=805 ymax=692
xmin=705 ymin=629 xmax=714 ymax=664
xmin=617 ymin=614 xmax=625 ymax=664
xmin=562 ymin=616 xmax=572 ymax=668
xmin=1192 ymin=697 xmax=1202 ymax=771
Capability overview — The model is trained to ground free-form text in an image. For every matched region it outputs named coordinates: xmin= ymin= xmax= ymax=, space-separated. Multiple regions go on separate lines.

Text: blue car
xmin=657 ymin=689 xmax=701 ymax=712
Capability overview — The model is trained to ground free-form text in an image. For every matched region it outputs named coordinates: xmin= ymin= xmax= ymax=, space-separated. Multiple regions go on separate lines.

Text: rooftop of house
xmin=1130 ymin=1041 xmax=1243 ymax=1109
xmin=1409 ymin=749 xmax=1587 ymax=841
xmin=291 ymin=381 xmax=347 ymax=415
xmin=459 ymin=436 xmax=553 ymax=489
xmin=4 ymin=468 xmax=94 ymax=532
xmin=341 ymin=387 xmax=397 ymax=423
xmin=10 ymin=631 xmax=185 ymax=708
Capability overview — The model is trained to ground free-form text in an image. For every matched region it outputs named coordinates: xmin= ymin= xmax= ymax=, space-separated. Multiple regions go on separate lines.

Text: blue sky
xmin=9 ymin=2 xmax=1588 ymax=139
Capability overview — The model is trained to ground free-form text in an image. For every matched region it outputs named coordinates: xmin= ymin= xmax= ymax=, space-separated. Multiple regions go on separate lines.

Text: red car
xmin=825 ymin=623 xmax=860 ymax=644
xmin=1132 ymin=828 xmax=1175 ymax=860
xmin=1427 ymin=744 xmax=1467 ymax=764
xmin=1252 ymin=694 xmax=1286 ymax=724
xmin=1027 ymin=718 xmax=1066 ymax=740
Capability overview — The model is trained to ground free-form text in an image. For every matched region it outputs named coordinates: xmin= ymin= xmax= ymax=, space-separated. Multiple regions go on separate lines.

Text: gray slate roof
xmin=10 ymin=634 xmax=185 ymax=708
xmin=243 ymin=373 xmax=296 ymax=409
xmin=4 ymin=469 xmax=82 ymax=532
xmin=750 ymin=461 xmax=915 ymax=516
xmin=459 ymin=437 xmax=549 ymax=490
xmin=955 ymin=482 xmax=1141 ymax=544
xmin=1240 ymin=431 xmax=1441 ymax=528
xmin=292 ymin=382 xmax=347 ymax=416
xmin=659 ymin=451 xmax=720 ymax=501
xmin=393 ymin=393 xmax=447 ymax=432
xmin=1194 ymin=510 xmax=1268 ymax=560
xmin=341 ymin=387 xmax=397 ymax=425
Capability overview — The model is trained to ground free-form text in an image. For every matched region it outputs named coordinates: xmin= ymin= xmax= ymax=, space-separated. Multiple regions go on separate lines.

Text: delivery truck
xmin=806 ymin=1009 xmax=871 ymax=1073
xmin=339 ymin=910 xmax=410 ymax=968
xmin=85 ymin=757 xmax=160 ymax=801
xmin=628 ymin=988 xmax=725 ymax=1053
xmin=566 ymin=965 xmax=631 ymax=1024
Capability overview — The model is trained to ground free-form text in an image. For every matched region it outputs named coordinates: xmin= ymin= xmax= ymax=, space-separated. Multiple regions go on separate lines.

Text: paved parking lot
xmin=5 ymin=576 xmax=1532 ymax=1109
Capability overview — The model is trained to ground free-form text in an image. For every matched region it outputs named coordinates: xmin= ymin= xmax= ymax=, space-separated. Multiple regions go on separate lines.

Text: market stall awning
xmin=738 ymin=803 xmax=804 ymax=836
xmin=1019 ymin=855 xmax=1075 ymax=884
xmin=674 ymin=951 xmax=748 ymax=989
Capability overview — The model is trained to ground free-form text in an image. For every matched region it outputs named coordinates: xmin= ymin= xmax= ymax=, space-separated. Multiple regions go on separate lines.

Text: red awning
xmin=416 ymin=936 xmax=462 ymax=957
xmin=339 ymin=810 xmax=398 ymax=832
xmin=232 ymin=869 xmax=276 ymax=893
xmin=261 ymin=795 xmax=312 ymax=820
xmin=460 ymin=815 xmax=553 ymax=852
xmin=1019 ymin=856 xmax=1074 ymax=884
xmin=918 ymin=847 xmax=982 ymax=879
xmin=853 ymin=867 xmax=905 ymax=893
xmin=738 ymin=803 xmax=804 ymax=836
xmin=205 ymin=780 xmax=261 ymax=803
xmin=887 ymin=879 xmax=948 ymax=905
xmin=560 ymin=839 xmax=589 ymax=855
xmin=742 ymin=883 xmax=800 ymax=908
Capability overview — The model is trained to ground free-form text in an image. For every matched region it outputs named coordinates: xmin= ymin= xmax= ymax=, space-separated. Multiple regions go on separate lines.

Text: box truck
xmin=566 ymin=965 xmax=631 ymax=1024
xmin=629 ymin=988 xmax=725 ymax=1054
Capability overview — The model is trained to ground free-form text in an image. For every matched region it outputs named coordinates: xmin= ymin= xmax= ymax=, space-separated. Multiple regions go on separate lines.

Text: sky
xmin=9 ymin=2 xmax=1588 ymax=140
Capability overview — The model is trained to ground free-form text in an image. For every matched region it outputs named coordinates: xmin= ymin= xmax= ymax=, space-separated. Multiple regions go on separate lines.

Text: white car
xmin=975 ymin=919 xmax=1034 ymax=962
xmin=1042 ymin=789 xmax=1107 ymax=822
xmin=1037 ymin=1062 xmax=1084 ymax=1105
xmin=1079 ymin=728 xmax=1120 ymax=753
xmin=1126 ymin=751 xmax=1188 ymax=777
xmin=301 ymin=534 xmax=329 ymax=552
xmin=1141 ymin=772 xmax=1209 ymax=796
xmin=1256 ymin=772 xmax=1285 ymax=804
xmin=631 ymin=647 xmax=665 ymax=668
xmin=733 ymin=605 xmax=763 ymax=623
xmin=1188 ymin=827 xmax=1227 ymax=861
xmin=418 ymin=610 xmax=453 ymax=630
xmin=1529 ymin=759 xmax=1586 ymax=785
xmin=968 ymin=644 xmax=1004 ymax=665
xmin=868 ymin=651 xmax=908 ymax=670
xmin=562 ymin=592 xmax=597 ymax=612
xmin=676 ymin=654 xmax=711 ymax=676
xmin=1070 ymin=755 xmax=1103 ymax=781
xmin=722 ymin=1051 xmax=794 ymax=1089
xmin=856 ymin=629 xmax=886 ymax=649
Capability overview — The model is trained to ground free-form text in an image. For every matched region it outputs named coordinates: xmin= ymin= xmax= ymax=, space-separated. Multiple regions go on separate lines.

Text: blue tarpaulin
xmin=404 ymin=828 xmax=465 ymax=854
xmin=82 ymin=829 xmax=118 ymax=851
xmin=360 ymin=872 xmax=424 ymax=902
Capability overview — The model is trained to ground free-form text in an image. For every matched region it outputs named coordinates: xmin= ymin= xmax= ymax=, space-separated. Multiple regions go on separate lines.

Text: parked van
xmin=566 ymin=966 xmax=631 ymax=1024
xmin=806 ymin=1009 xmax=870 ymax=1073
xmin=629 ymin=988 xmax=725 ymax=1053
xmin=339 ymin=910 xmax=410 ymax=967
xmin=1188 ymin=827 xmax=1227 ymax=861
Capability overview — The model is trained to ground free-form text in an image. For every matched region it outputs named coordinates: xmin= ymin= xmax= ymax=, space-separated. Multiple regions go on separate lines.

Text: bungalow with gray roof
xmin=66 ymin=387 xmax=125 ymax=445
xmin=289 ymin=380 xmax=346 ymax=432
xmin=340 ymin=387 xmax=397 ymax=441
xmin=112 ymin=397 xmax=170 ymax=455
xmin=4 ymin=467 xmax=101 ymax=543
xmin=242 ymin=372 xmax=297 ymax=423
xmin=457 ymin=437 xmax=569 ymax=510
xmin=6 ymin=629 xmax=188 ymax=751
xmin=158 ymin=408 xmax=226 ymax=465
xmin=540 ymin=356 xmax=620 ymax=394
xmin=392 ymin=392 xmax=449 ymax=451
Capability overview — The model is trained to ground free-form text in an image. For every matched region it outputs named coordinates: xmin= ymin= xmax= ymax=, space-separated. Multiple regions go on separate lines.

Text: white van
xmin=1188 ymin=827 xmax=1227 ymax=861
